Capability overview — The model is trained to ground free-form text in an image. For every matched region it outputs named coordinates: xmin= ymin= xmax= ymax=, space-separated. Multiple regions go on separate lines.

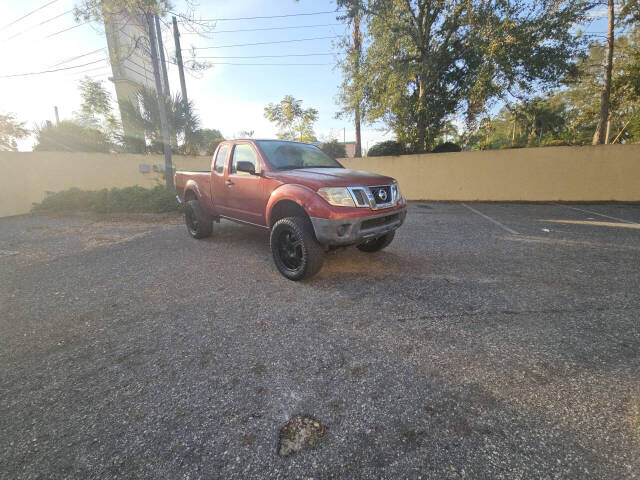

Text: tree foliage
xmin=120 ymin=87 xmax=200 ymax=153
xmin=319 ymin=140 xmax=347 ymax=159
xmin=264 ymin=95 xmax=318 ymax=142
xmin=74 ymin=0 xmax=171 ymax=22
xmin=367 ymin=140 xmax=407 ymax=156
xmin=192 ymin=128 xmax=225 ymax=156
xmin=75 ymin=77 xmax=119 ymax=142
xmin=338 ymin=0 xmax=592 ymax=152
xmin=466 ymin=26 xmax=640 ymax=149
xmin=33 ymin=121 xmax=113 ymax=152
xmin=0 ymin=113 xmax=29 ymax=151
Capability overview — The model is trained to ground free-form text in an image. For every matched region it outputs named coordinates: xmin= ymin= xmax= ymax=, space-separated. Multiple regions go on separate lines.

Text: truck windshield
xmin=256 ymin=140 xmax=343 ymax=170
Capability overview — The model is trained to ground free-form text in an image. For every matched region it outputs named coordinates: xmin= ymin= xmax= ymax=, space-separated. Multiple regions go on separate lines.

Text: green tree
xmin=0 ymin=113 xmax=29 ymax=151
xmin=75 ymin=77 xmax=119 ymax=141
xmin=33 ymin=121 xmax=112 ymax=152
xmin=120 ymin=87 xmax=200 ymax=153
xmin=338 ymin=0 xmax=592 ymax=152
xmin=565 ymin=28 xmax=640 ymax=144
xmin=319 ymin=140 xmax=347 ymax=159
xmin=591 ymin=0 xmax=640 ymax=144
xmin=336 ymin=6 xmax=366 ymax=157
xmin=74 ymin=0 xmax=170 ymax=22
xmin=192 ymin=128 xmax=225 ymax=156
xmin=264 ymin=96 xmax=318 ymax=142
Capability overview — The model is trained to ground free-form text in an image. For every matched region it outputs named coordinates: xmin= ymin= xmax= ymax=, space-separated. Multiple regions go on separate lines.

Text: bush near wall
xmin=368 ymin=140 xmax=407 ymax=157
xmin=432 ymin=142 xmax=462 ymax=153
xmin=32 ymin=186 xmax=180 ymax=214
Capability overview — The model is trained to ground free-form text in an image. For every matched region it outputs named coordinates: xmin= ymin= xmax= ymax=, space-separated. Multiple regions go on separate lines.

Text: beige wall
xmin=0 ymin=152 xmax=211 ymax=218
xmin=341 ymin=144 xmax=640 ymax=202
xmin=1 ymin=145 xmax=638 ymax=218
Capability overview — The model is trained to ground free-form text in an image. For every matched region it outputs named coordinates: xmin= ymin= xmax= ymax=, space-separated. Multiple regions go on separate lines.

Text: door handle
xmin=226 ymin=179 xmax=234 ymax=186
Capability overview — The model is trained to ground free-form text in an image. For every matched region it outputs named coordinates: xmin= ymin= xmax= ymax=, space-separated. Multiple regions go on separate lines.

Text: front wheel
xmin=270 ymin=217 xmax=325 ymax=281
xmin=185 ymin=199 xmax=213 ymax=239
xmin=357 ymin=231 xmax=395 ymax=253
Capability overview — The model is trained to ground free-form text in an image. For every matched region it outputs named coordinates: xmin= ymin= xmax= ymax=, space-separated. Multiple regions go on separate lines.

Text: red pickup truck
xmin=175 ymin=139 xmax=407 ymax=280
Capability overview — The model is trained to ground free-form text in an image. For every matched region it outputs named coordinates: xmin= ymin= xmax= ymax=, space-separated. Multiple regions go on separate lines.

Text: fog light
xmin=337 ymin=225 xmax=348 ymax=236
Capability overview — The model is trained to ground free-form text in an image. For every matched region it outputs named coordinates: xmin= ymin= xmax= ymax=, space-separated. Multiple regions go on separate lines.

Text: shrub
xmin=319 ymin=140 xmax=346 ymax=159
xmin=432 ymin=142 xmax=461 ymax=153
xmin=33 ymin=120 xmax=113 ymax=152
xmin=542 ymin=139 xmax=571 ymax=147
xmin=32 ymin=186 xmax=179 ymax=214
xmin=367 ymin=140 xmax=406 ymax=157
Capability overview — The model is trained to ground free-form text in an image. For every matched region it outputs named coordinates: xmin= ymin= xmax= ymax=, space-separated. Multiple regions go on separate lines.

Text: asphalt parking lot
xmin=1 ymin=202 xmax=639 ymax=479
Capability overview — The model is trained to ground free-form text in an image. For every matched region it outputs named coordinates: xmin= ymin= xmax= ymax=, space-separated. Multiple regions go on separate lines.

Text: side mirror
xmin=236 ymin=161 xmax=257 ymax=175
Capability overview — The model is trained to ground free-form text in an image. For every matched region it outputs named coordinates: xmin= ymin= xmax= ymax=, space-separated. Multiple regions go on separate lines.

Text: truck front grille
xmin=348 ymin=185 xmax=396 ymax=210
xmin=352 ymin=189 xmax=367 ymax=206
xmin=368 ymin=186 xmax=392 ymax=205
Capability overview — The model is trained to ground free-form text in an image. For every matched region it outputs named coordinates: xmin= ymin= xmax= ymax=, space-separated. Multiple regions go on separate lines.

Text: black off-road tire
xmin=357 ymin=231 xmax=395 ymax=253
xmin=270 ymin=216 xmax=325 ymax=281
xmin=185 ymin=199 xmax=213 ymax=239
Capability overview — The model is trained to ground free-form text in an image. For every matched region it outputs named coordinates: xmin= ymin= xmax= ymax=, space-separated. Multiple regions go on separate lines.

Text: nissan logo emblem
xmin=377 ymin=189 xmax=388 ymax=201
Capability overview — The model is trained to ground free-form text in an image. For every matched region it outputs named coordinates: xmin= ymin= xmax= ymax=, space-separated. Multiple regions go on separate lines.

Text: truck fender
xmin=184 ymin=179 xmax=203 ymax=201
xmin=265 ymin=184 xmax=331 ymax=227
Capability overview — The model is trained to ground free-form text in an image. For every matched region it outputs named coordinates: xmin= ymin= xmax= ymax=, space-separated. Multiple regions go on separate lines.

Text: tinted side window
xmin=231 ymin=144 xmax=258 ymax=174
xmin=214 ymin=145 xmax=229 ymax=174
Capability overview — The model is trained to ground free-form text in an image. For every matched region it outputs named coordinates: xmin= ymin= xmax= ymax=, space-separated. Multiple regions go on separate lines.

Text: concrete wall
xmin=0 ymin=152 xmax=211 ymax=218
xmin=1 ymin=145 xmax=639 ymax=217
xmin=341 ymin=144 xmax=640 ymax=202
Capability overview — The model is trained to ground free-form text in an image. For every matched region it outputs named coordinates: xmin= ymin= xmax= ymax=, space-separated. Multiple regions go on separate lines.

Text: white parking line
xmin=557 ymin=204 xmax=637 ymax=224
xmin=462 ymin=203 xmax=520 ymax=235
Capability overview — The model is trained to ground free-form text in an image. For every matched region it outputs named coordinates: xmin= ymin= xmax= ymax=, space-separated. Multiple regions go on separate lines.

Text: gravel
xmin=1 ymin=204 xmax=639 ymax=479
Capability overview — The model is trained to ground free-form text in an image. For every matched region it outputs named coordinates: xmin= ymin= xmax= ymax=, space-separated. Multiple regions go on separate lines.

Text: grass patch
xmin=32 ymin=186 xmax=180 ymax=214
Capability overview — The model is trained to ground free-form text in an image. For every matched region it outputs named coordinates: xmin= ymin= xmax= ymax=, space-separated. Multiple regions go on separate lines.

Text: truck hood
xmin=266 ymin=168 xmax=396 ymax=190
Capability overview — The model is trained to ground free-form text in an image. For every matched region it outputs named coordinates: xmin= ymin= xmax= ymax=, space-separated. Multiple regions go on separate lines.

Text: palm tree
xmin=120 ymin=87 xmax=200 ymax=154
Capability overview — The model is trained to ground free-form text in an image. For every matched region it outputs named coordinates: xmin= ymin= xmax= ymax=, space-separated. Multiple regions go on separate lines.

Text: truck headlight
xmin=317 ymin=187 xmax=356 ymax=207
xmin=393 ymin=182 xmax=404 ymax=202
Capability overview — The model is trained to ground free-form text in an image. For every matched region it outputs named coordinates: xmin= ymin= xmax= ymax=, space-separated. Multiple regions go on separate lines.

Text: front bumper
xmin=310 ymin=208 xmax=407 ymax=246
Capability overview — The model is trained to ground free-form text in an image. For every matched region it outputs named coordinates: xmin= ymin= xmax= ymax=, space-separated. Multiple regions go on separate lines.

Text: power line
xmin=187 ymin=35 xmax=339 ymax=51
xmin=174 ymin=9 xmax=340 ymax=22
xmin=51 ymin=47 xmax=106 ymax=67
xmin=201 ymin=62 xmax=332 ymax=66
xmin=45 ymin=20 xmax=90 ymax=38
xmin=180 ymin=23 xmax=343 ymax=35
xmin=194 ymin=53 xmax=337 ymax=59
xmin=0 ymin=58 xmax=107 ymax=78
xmin=69 ymin=65 xmax=111 ymax=76
xmin=0 ymin=0 xmax=60 ymax=32
xmin=4 ymin=9 xmax=73 ymax=40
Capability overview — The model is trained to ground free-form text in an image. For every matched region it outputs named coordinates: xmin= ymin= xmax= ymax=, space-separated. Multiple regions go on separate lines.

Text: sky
xmin=0 ymin=0 xmax=609 ymax=152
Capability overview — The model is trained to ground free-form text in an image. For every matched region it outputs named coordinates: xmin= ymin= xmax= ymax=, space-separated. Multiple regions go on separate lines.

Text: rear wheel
xmin=185 ymin=199 xmax=213 ymax=239
xmin=357 ymin=231 xmax=395 ymax=252
xmin=270 ymin=216 xmax=325 ymax=281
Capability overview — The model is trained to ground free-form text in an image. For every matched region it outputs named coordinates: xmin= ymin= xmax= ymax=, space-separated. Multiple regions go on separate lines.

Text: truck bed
xmin=174 ymin=170 xmax=211 ymax=204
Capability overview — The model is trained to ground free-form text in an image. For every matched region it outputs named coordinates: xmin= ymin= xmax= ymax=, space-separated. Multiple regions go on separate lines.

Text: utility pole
xmin=593 ymin=0 xmax=615 ymax=145
xmin=54 ymin=106 xmax=59 ymax=124
xmin=154 ymin=15 xmax=170 ymax=97
xmin=155 ymin=14 xmax=177 ymax=148
xmin=172 ymin=16 xmax=188 ymax=106
xmin=172 ymin=15 xmax=192 ymax=150
xmin=146 ymin=12 xmax=173 ymax=189
xmin=352 ymin=13 xmax=362 ymax=158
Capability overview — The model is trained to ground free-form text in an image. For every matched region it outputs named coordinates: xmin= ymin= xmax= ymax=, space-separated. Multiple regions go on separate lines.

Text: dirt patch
xmin=278 ymin=415 xmax=326 ymax=457
xmin=452 ymin=417 xmax=472 ymax=437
